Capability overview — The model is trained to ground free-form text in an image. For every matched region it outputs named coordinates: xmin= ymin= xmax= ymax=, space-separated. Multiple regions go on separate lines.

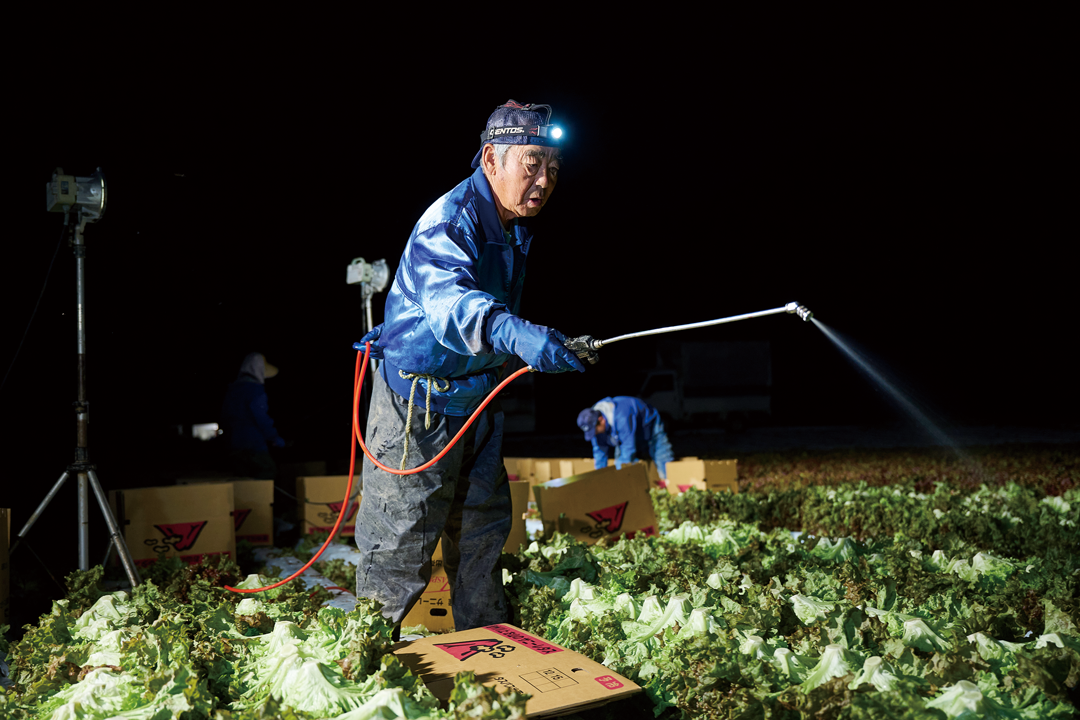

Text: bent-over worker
xmin=577 ymin=396 xmax=674 ymax=480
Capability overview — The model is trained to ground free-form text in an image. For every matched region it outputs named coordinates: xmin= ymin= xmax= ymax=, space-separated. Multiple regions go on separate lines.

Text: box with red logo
xmin=393 ymin=623 xmax=640 ymax=716
xmin=175 ymin=477 xmax=274 ymax=546
xmin=1 ymin=507 xmax=9 ymax=625
xmin=108 ymin=484 xmax=236 ymax=567
xmin=402 ymin=539 xmax=453 ymax=633
xmin=664 ymin=458 xmax=739 ymax=495
xmin=532 ymin=463 xmax=658 ymax=544
xmin=296 ymin=476 xmax=361 ymax=536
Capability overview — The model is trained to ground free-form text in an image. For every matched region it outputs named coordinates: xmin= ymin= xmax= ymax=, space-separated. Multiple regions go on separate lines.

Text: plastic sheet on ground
xmin=252 ymin=547 xmax=356 ymax=611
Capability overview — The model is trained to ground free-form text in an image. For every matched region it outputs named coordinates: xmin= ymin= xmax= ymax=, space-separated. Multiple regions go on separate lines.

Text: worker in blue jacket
xmin=353 ymin=100 xmax=584 ymax=634
xmin=577 ymin=397 xmax=674 ymax=481
xmin=220 ymin=352 xmax=285 ymax=479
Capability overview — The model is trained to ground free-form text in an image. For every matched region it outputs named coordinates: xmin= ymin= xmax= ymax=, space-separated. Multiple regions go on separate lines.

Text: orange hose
xmin=226 ymin=342 xmax=531 ymax=593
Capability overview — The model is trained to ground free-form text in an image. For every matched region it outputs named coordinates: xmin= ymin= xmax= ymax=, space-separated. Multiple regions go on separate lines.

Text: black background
xmin=3 ymin=34 xmax=1075 ymax=623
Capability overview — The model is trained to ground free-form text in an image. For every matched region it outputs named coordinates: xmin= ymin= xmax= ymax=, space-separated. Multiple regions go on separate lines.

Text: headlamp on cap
xmin=479 ymin=102 xmax=564 ymax=147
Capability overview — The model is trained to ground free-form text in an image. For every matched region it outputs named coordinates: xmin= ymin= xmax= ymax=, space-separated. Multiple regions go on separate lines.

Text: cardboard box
xmin=402 ymin=540 xmax=454 ymax=633
xmin=176 ymin=478 xmax=274 ymax=545
xmin=109 ymin=484 xmax=236 ymax=567
xmin=297 ymin=476 xmax=361 ymax=536
xmin=533 ymin=464 xmax=658 ymax=544
xmin=394 ymin=623 xmax=640 ymax=717
xmin=504 ymin=480 xmax=530 ymax=554
xmin=0 ymin=508 xmax=9 ymax=625
xmin=665 ymin=458 xmax=739 ymax=495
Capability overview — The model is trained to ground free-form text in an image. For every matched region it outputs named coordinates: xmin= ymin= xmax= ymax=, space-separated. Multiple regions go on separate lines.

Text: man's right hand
xmin=489 ymin=314 xmax=585 ymax=374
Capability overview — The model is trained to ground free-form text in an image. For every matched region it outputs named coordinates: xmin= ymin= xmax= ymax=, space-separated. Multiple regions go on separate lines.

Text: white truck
xmin=638 ymin=341 xmax=772 ymax=429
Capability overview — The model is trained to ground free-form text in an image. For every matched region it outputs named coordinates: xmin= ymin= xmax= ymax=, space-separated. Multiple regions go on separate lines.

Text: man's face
xmin=483 ymin=144 xmax=561 ymax=227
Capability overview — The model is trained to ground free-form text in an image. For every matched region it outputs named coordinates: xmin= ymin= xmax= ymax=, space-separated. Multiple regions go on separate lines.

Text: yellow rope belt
xmin=397 ymin=370 xmax=450 ymax=470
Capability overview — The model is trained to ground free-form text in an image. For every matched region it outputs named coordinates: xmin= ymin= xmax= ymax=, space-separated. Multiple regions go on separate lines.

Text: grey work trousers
xmin=353 ymin=367 xmax=512 ymax=631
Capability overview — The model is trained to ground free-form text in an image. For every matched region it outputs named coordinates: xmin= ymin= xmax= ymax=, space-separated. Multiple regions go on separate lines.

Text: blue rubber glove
xmin=488 ymin=313 xmax=585 ymax=374
xmin=353 ymin=324 xmax=384 ymax=359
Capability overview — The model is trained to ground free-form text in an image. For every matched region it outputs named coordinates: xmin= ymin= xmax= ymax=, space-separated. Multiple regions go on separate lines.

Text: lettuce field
xmin=1 ymin=443 xmax=1077 ymax=718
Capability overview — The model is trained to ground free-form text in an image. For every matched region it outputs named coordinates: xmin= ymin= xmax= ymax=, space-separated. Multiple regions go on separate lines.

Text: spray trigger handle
xmin=564 ymin=335 xmax=601 ymax=365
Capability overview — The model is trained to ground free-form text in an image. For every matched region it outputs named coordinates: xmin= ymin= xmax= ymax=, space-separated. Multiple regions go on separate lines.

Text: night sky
xmin=4 ymin=44 xmax=1074 ymax=587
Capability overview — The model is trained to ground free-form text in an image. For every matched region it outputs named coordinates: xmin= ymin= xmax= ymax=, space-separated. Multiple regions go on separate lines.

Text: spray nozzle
xmin=563 ymin=335 xmax=601 ymax=364
xmin=785 ymin=302 xmax=814 ymax=322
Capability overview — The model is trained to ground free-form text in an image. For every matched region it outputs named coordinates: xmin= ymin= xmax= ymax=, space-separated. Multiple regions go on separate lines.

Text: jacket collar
xmin=470 ymin=166 xmax=532 ymax=255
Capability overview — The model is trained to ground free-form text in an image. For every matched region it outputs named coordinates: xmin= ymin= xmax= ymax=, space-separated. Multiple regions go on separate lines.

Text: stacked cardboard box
xmin=109 ymin=484 xmax=237 ymax=567
xmin=296 ymin=476 xmax=361 ymax=536
xmin=664 ymin=458 xmax=738 ymax=494
xmin=175 ymin=477 xmax=275 ymax=546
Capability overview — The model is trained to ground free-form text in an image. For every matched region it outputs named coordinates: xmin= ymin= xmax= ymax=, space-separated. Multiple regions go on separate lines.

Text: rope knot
xmin=397 ymin=370 xmax=450 ymax=470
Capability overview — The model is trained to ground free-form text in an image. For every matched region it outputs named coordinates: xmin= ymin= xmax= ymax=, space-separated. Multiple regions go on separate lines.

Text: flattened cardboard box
xmin=109 ymin=484 xmax=236 ymax=567
xmin=533 ymin=463 xmax=658 ymax=544
xmin=297 ymin=476 xmax=360 ymax=536
xmin=394 ymin=623 xmax=640 ymax=717
xmin=1 ymin=508 xmax=9 ymax=625
xmin=176 ymin=477 xmax=274 ymax=545
xmin=665 ymin=458 xmax=739 ymax=495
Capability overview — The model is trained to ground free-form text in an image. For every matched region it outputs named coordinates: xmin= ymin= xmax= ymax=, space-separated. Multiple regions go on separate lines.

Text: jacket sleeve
xmin=404 ymin=221 xmax=505 ymax=357
xmin=613 ymin=402 xmax=641 ymax=469
xmin=647 ymin=427 xmax=675 ymax=479
xmin=591 ymin=438 xmax=608 ymax=470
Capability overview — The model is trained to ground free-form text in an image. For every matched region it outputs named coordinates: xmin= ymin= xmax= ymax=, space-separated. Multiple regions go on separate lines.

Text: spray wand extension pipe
xmin=563 ymin=301 xmax=813 ymax=361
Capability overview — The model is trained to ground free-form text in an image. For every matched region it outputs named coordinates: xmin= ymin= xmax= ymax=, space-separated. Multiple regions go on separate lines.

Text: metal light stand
xmin=12 ymin=169 xmax=141 ymax=588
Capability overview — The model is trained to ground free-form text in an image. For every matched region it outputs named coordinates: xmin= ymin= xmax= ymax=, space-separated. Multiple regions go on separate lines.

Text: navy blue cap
xmin=471 ymin=99 xmax=563 ymax=169
xmin=577 ymin=408 xmax=601 ymax=441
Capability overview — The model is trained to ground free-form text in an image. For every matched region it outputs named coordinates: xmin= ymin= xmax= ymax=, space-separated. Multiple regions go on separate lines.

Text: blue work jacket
xmin=591 ymin=396 xmax=674 ymax=472
xmin=378 ymin=166 xmax=531 ymax=416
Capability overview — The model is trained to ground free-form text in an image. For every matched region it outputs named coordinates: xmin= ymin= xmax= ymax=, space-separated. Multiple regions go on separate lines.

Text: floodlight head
xmin=46 ymin=167 xmax=107 ymax=221
xmin=346 ymin=257 xmax=390 ymax=293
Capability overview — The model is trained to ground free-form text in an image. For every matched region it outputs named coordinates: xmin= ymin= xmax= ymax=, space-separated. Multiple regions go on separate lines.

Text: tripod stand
xmin=12 ymin=170 xmax=140 ymax=589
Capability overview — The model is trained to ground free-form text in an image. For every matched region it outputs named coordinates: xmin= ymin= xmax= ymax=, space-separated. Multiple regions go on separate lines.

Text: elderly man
xmin=577 ymin=397 xmax=674 ymax=481
xmin=353 ymin=100 xmax=584 ymax=633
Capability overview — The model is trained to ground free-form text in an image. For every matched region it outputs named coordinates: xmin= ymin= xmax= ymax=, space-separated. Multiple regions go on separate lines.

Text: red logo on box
xmin=586 ymin=502 xmax=627 ymax=534
xmin=147 ymin=521 xmax=207 ymax=552
xmin=319 ymin=498 xmax=360 ymax=524
xmin=595 ymin=675 xmax=624 ymax=689
xmin=435 ymin=639 xmax=516 ymax=661
xmin=233 ymin=508 xmax=252 ymax=531
xmin=625 ymin=526 xmax=657 ymax=540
